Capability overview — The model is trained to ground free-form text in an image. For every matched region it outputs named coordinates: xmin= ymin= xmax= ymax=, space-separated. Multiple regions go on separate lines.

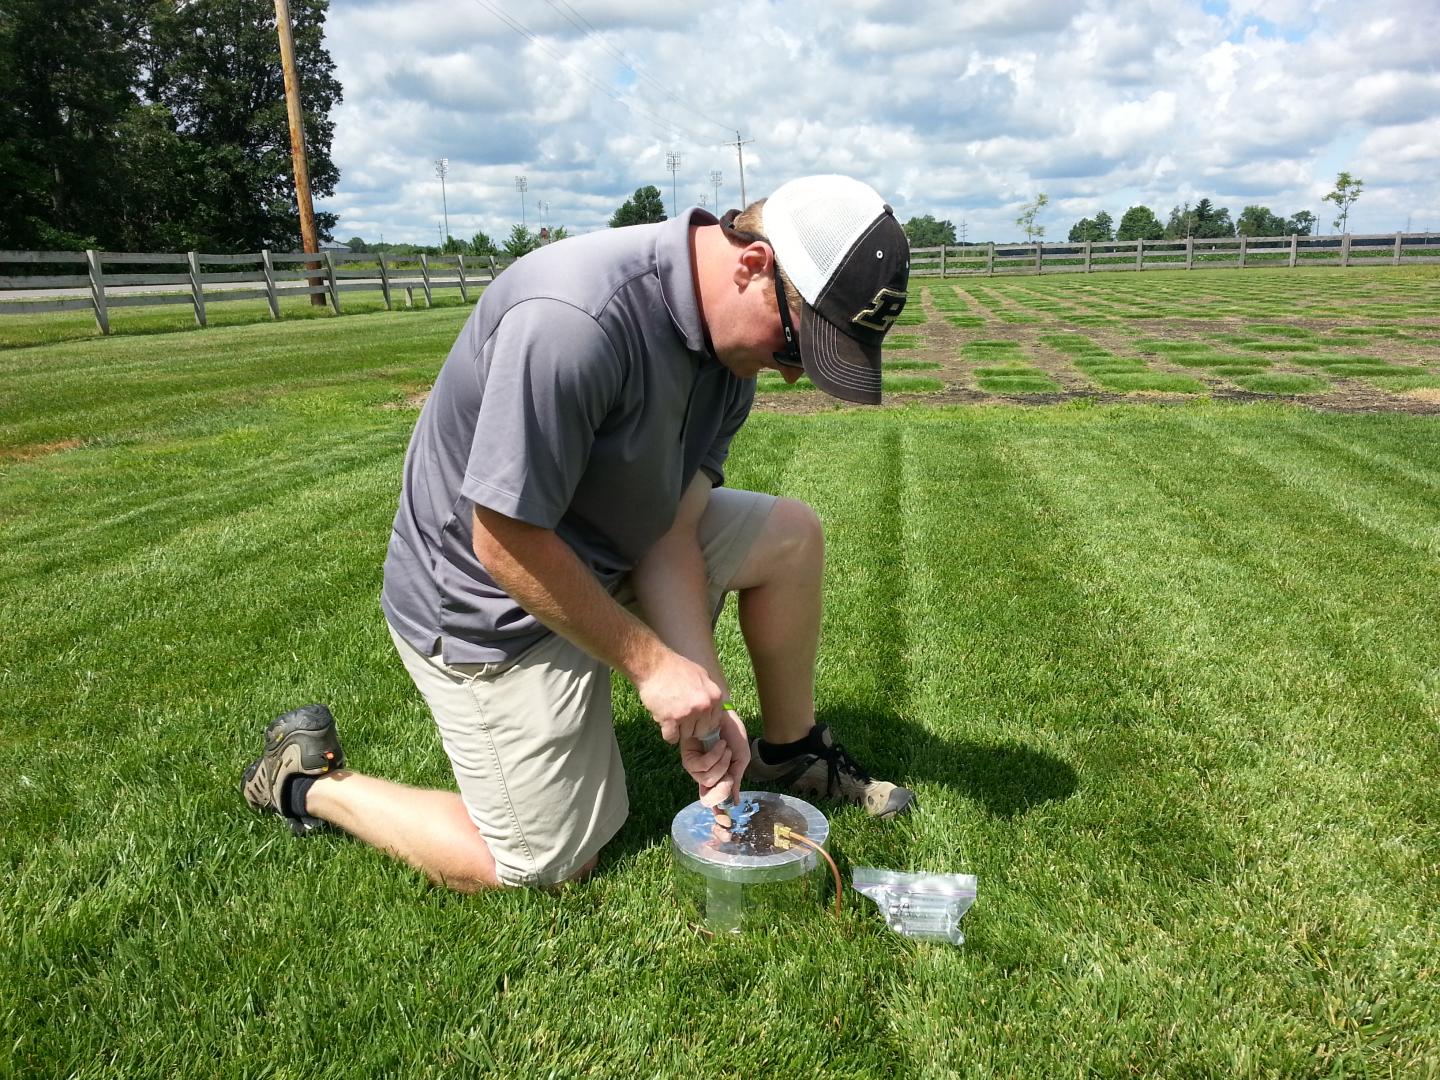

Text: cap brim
xmin=798 ymin=305 xmax=883 ymax=404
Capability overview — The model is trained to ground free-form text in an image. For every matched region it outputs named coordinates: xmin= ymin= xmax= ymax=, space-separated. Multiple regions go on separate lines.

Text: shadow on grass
xmin=812 ymin=703 xmax=1078 ymax=820
xmin=604 ymin=702 xmax=1078 ymax=873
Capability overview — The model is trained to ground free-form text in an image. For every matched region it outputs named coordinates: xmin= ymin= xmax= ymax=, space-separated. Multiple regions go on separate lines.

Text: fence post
xmin=1185 ymin=236 xmax=1194 ymax=270
xmin=377 ymin=251 xmax=392 ymax=310
xmin=1084 ymin=240 xmax=1092 ymax=272
xmin=1393 ymin=232 xmax=1403 ymax=266
xmin=261 ymin=250 xmax=281 ymax=318
xmin=1238 ymin=234 xmax=1247 ymax=269
xmin=187 ymin=251 xmax=208 ymax=327
xmin=1034 ymin=242 xmax=1042 ymax=274
xmin=324 ymin=250 xmax=342 ymax=313
xmin=1341 ymin=233 xmax=1352 ymax=267
xmin=488 ymin=254 xmax=499 ymax=280
xmin=939 ymin=244 xmax=947 ymax=278
xmin=419 ymin=253 xmax=434 ymax=307
xmin=1135 ymin=237 xmax=1143 ymax=271
xmin=987 ymin=242 xmax=995 ymax=276
xmin=456 ymin=254 xmax=469 ymax=303
xmin=1288 ymin=234 xmax=1297 ymax=269
xmin=85 ymin=248 xmax=110 ymax=335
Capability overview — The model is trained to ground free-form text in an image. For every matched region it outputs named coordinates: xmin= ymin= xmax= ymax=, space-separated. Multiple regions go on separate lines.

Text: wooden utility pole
xmin=275 ymin=0 xmax=325 ymax=305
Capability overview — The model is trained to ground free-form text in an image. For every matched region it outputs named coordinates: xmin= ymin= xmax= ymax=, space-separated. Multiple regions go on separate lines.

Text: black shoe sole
xmin=263 ymin=703 xmax=345 ymax=773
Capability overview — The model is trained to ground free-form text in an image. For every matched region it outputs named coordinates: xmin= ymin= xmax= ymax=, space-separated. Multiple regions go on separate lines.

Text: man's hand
xmin=635 ymin=649 xmax=725 ymax=747
xmin=681 ymin=707 xmax=751 ymax=808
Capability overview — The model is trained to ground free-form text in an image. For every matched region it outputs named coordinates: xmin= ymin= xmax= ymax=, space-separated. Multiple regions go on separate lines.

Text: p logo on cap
xmin=852 ymin=288 xmax=908 ymax=333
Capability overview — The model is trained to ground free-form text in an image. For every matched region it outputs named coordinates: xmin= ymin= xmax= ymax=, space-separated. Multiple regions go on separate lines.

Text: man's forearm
xmin=630 ymin=528 xmax=727 ymax=694
xmin=474 ymin=504 xmax=727 ymax=750
xmin=472 ymin=507 xmax=664 ymax=682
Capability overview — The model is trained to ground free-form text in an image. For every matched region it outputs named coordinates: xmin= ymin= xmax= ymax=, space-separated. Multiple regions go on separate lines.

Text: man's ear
xmin=732 ymin=241 xmax=775 ymax=288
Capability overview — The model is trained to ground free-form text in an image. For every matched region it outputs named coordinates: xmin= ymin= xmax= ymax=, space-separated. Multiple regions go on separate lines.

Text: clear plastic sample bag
xmin=851 ymin=868 xmax=978 ymax=944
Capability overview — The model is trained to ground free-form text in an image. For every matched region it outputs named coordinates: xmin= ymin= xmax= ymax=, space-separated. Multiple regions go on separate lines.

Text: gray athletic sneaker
xmin=241 ymin=703 xmax=346 ymax=837
xmin=745 ymin=724 xmax=916 ymax=819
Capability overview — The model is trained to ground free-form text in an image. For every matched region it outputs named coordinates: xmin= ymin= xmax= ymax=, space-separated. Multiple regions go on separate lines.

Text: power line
xmin=538 ymin=0 xmax=734 ymax=136
xmin=465 ymin=0 xmax=709 ymax=146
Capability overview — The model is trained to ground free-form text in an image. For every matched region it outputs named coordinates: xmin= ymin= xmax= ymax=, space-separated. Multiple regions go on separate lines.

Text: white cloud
xmin=314 ymin=0 xmax=1440 ymax=242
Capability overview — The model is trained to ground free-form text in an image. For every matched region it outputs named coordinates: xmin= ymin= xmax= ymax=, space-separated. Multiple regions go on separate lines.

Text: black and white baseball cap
xmin=762 ymin=175 xmax=911 ymax=404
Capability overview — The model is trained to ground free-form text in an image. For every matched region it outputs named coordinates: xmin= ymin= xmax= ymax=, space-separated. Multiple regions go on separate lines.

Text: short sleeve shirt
xmin=382 ymin=209 xmax=756 ymax=664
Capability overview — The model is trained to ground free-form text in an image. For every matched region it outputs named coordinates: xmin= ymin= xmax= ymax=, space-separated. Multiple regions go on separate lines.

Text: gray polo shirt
xmin=382 ymin=209 xmax=755 ymax=664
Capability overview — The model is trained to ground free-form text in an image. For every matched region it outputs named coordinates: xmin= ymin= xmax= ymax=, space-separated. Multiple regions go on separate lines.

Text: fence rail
xmin=908 ymin=231 xmax=1440 ymax=277
xmin=6 ymin=233 xmax=1438 ymax=333
xmin=0 ymin=247 xmax=519 ymax=333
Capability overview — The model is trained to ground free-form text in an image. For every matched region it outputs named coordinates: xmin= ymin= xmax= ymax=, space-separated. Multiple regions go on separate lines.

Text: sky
xmin=314 ymin=0 xmax=1440 ymax=246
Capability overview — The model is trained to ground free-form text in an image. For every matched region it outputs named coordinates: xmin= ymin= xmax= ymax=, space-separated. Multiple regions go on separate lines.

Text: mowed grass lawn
xmin=2 ymin=293 xmax=1438 ymax=1077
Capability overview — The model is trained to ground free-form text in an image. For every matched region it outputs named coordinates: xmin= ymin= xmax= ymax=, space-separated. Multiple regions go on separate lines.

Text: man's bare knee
xmin=729 ymin=497 xmax=825 ymax=593
xmin=769 ymin=498 xmax=824 ymax=570
xmin=431 ymin=849 xmax=502 ymax=893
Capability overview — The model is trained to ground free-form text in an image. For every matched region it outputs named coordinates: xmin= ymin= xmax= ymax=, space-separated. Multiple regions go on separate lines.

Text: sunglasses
xmin=721 ymin=210 xmax=804 ymax=370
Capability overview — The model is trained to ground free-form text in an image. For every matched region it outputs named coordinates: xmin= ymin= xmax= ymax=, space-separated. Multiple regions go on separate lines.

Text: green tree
xmin=1236 ymin=206 xmax=1287 ymax=237
xmin=903 ymin=215 xmax=957 ymax=247
xmin=344 ymin=236 xmax=369 ymax=253
xmin=1162 ymin=199 xmax=1233 ymax=239
xmin=140 ymin=0 xmax=343 ymax=251
xmin=1164 ymin=203 xmax=1196 ymax=239
xmin=609 ymin=185 xmax=667 ymax=228
xmin=110 ymin=102 xmax=196 ymax=252
xmin=1284 ymin=211 xmax=1316 ymax=236
xmin=0 ymin=0 xmax=144 ymax=249
xmin=1209 ymin=209 xmax=1236 ymax=238
xmin=470 ymin=231 xmax=499 ymax=256
xmin=503 ymin=223 xmax=539 ymax=258
xmin=1016 ymin=193 xmax=1048 ymax=242
xmin=1067 ymin=211 xmax=1114 ymax=243
xmin=1193 ymin=199 xmax=1235 ymax=239
xmin=1323 ymin=171 xmax=1364 ymax=233
xmin=1117 ymin=205 xmax=1164 ymax=241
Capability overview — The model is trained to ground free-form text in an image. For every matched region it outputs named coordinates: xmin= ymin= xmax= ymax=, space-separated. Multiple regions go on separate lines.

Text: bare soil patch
xmin=381 ymin=388 xmax=432 ymax=410
xmin=2 ymin=438 xmax=84 ymax=463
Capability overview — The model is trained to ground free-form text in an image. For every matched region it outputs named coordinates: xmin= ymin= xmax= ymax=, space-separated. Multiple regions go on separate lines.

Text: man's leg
xmin=242 ymin=626 xmax=627 ymax=890
xmin=711 ymin=492 xmax=916 ymax=818
xmin=303 ymin=772 xmax=500 ymax=892
xmin=300 ymin=774 xmax=600 ymax=892
xmin=725 ymin=497 xmax=824 ymax=745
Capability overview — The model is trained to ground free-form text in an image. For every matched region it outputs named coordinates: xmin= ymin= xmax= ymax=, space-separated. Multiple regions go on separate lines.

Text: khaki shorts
xmin=388 ymin=486 xmax=776 ymax=887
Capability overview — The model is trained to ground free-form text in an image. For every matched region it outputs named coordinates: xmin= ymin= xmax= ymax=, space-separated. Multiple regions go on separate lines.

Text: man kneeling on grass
xmin=243 ymin=175 xmax=917 ymax=889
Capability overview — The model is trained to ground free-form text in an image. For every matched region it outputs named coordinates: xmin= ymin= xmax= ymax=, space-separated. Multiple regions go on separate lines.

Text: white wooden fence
xmin=5 ymin=232 xmax=1438 ymax=334
xmin=0 ymin=248 xmax=518 ymax=334
xmin=909 ymin=231 xmax=1440 ymax=277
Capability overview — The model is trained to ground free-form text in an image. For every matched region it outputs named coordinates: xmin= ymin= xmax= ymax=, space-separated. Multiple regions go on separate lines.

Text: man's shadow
xmin=606 ymin=700 xmax=1078 ymax=867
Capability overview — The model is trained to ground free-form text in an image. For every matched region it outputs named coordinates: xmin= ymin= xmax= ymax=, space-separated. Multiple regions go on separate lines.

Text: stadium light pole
xmin=725 ymin=131 xmax=753 ymax=207
xmin=710 ymin=170 xmax=722 ymax=211
xmin=434 ymin=158 xmax=450 ymax=247
xmin=515 ymin=175 xmax=527 ymax=227
xmin=666 ymin=152 xmax=682 ymax=217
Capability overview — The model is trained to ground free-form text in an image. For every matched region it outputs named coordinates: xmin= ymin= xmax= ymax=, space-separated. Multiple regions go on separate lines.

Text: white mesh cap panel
xmin=762 ymin=176 xmax=887 ymax=304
